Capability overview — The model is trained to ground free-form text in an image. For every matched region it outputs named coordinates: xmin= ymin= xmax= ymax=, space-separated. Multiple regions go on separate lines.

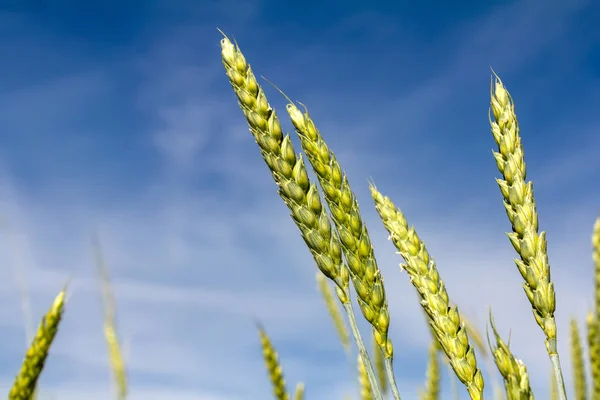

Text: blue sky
xmin=0 ymin=0 xmax=599 ymax=399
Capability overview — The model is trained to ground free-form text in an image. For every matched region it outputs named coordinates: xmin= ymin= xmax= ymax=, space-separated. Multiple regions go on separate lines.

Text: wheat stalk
xmin=9 ymin=284 xmax=68 ymax=400
xmin=372 ymin=334 xmax=388 ymax=396
xmin=488 ymin=72 xmax=566 ymax=399
xmin=92 ymin=237 xmax=128 ymax=400
xmin=219 ymin=32 xmax=384 ymax=400
xmin=551 ymin=368 xmax=559 ymax=400
xmin=370 ymin=184 xmax=484 ymax=399
xmin=487 ymin=312 xmax=534 ymax=400
xmin=258 ymin=324 xmax=289 ymax=400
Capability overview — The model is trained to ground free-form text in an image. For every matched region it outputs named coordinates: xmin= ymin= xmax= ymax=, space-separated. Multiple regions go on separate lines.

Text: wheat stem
xmin=342 ymin=300 xmax=384 ymax=400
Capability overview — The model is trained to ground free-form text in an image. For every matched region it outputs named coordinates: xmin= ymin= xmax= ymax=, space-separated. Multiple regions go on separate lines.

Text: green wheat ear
xmin=257 ymin=323 xmax=290 ymax=400
xmin=9 ymin=283 xmax=68 ymax=400
xmin=370 ymin=183 xmax=484 ymax=400
xmin=570 ymin=318 xmax=587 ymax=400
xmin=592 ymin=217 xmax=600 ymax=399
xmin=292 ymin=383 xmax=305 ymax=400
xmin=420 ymin=339 xmax=440 ymax=400
xmin=586 ymin=311 xmax=600 ymax=399
xmin=92 ymin=236 xmax=128 ymax=400
xmin=486 ymin=311 xmax=534 ymax=400
xmin=488 ymin=72 xmax=566 ymax=398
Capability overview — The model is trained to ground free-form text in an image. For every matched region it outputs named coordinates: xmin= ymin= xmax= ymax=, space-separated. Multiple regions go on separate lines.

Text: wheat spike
xmin=370 ymin=184 xmax=484 ymax=399
xmin=316 ymin=272 xmax=350 ymax=354
xmin=219 ymin=34 xmax=347 ymax=299
xmin=487 ymin=312 xmax=534 ymax=400
xmin=9 ymin=286 xmax=67 ymax=400
xmin=488 ymin=72 xmax=566 ymax=398
xmin=93 ymin=237 xmax=127 ymax=400
xmin=587 ymin=311 xmax=600 ymax=399
xmin=258 ymin=324 xmax=289 ymax=400
xmin=285 ymin=101 xmax=392 ymax=359
xmin=220 ymin=33 xmax=384 ymax=400
xmin=358 ymin=355 xmax=374 ymax=400
xmin=293 ymin=383 xmax=305 ymax=400
xmin=570 ymin=318 xmax=587 ymax=400
xmin=592 ymin=218 xmax=600 ymax=400
xmin=421 ymin=340 xmax=440 ymax=400
xmin=594 ymin=217 xmax=600 ymax=316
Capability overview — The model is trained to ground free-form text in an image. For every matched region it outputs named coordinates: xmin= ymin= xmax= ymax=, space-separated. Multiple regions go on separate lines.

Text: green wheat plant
xmin=217 ymin=31 xmax=599 ymax=400
xmin=5 ymin=30 xmax=600 ymax=400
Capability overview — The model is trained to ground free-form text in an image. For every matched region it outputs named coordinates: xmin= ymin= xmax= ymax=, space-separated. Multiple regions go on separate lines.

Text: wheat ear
xmin=9 ymin=284 xmax=68 ymax=400
xmin=487 ymin=312 xmax=534 ymax=400
xmin=219 ymin=33 xmax=384 ymax=400
xmin=592 ymin=217 xmax=600 ymax=399
xmin=257 ymin=324 xmax=289 ymax=400
xmin=421 ymin=339 xmax=440 ymax=400
xmin=219 ymin=34 xmax=346 ymax=292
xmin=594 ymin=217 xmax=600 ymax=316
xmin=488 ymin=72 xmax=566 ymax=398
xmin=570 ymin=318 xmax=587 ymax=400
xmin=284 ymin=99 xmax=399 ymax=399
xmin=358 ymin=355 xmax=374 ymax=400
xmin=463 ymin=315 xmax=505 ymax=400
xmin=587 ymin=311 xmax=600 ymax=399
xmin=316 ymin=272 xmax=351 ymax=355
xmin=92 ymin=237 xmax=128 ymax=400
xmin=293 ymin=383 xmax=305 ymax=400
xmin=370 ymin=184 xmax=484 ymax=399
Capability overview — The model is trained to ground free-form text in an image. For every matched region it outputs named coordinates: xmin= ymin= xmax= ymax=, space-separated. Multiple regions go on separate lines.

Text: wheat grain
xmin=487 ymin=312 xmax=534 ymax=400
xmin=258 ymin=324 xmax=289 ymax=400
xmin=370 ymin=184 xmax=484 ymax=399
xmin=488 ymin=72 xmax=566 ymax=398
xmin=9 ymin=286 xmax=67 ymax=400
